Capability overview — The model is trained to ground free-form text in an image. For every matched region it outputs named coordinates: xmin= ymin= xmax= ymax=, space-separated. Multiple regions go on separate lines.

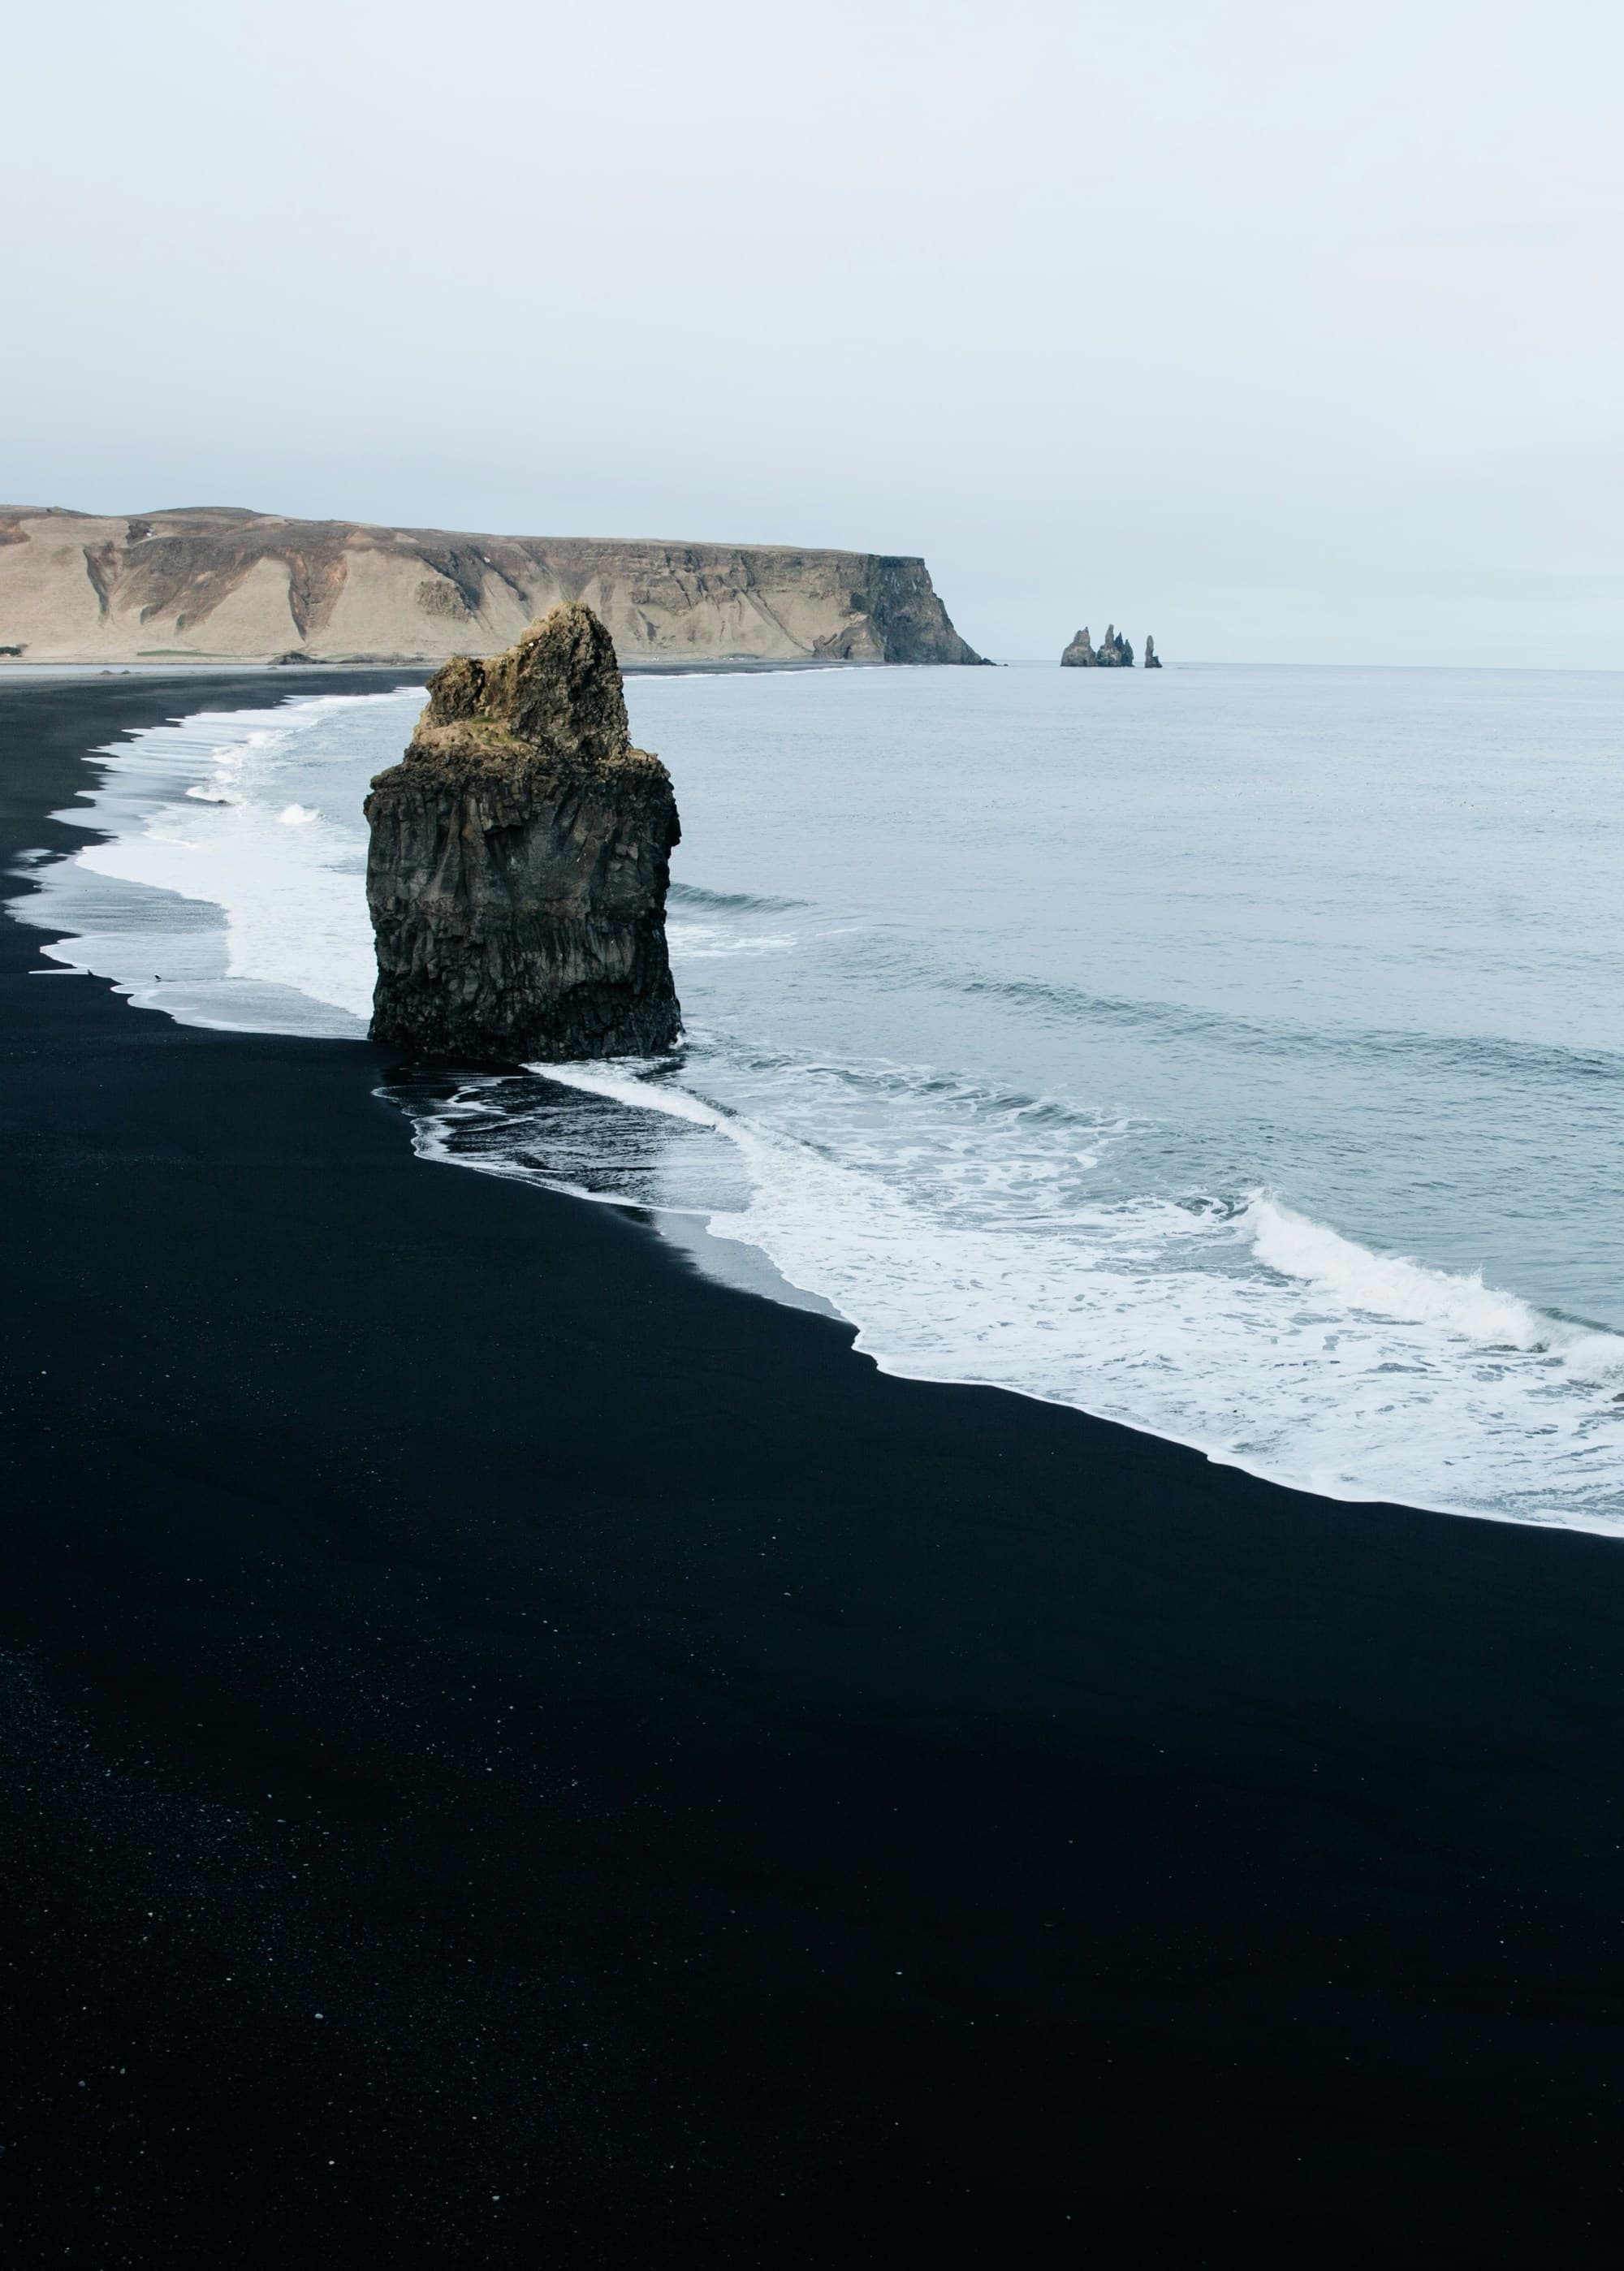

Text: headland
xmin=0 ymin=506 xmax=985 ymax=667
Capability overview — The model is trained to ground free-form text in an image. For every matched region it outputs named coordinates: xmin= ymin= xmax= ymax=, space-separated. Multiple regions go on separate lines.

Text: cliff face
xmin=365 ymin=604 xmax=680 ymax=1064
xmin=0 ymin=506 xmax=983 ymax=666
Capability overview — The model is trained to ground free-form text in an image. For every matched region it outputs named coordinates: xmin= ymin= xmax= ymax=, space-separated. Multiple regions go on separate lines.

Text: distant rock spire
xmin=1061 ymin=621 xmax=1138 ymax=667
xmin=1144 ymin=634 xmax=1162 ymax=669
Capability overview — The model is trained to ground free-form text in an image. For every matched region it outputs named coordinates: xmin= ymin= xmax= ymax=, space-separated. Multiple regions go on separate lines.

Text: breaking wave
xmin=669 ymin=881 xmax=806 ymax=913
xmin=392 ymin=1051 xmax=1624 ymax=1535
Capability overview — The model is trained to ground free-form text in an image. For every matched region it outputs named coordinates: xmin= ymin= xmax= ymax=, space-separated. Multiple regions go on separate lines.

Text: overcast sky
xmin=8 ymin=0 xmax=1623 ymax=663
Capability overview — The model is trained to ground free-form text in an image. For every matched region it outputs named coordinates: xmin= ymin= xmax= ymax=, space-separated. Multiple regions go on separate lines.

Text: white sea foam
xmin=666 ymin=919 xmax=797 ymax=958
xmin=533 ymin=1061 xmax=1624 ymax=1534
xmin=1246 ymin=1198 xmax=1555 ymax=1347
xmin=22 ymin=690 xmax=413 ymax=1033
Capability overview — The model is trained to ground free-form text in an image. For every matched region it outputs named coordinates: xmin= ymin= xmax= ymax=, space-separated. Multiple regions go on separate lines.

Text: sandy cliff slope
xmin=0 ymin=507 xmax=983 ymax=666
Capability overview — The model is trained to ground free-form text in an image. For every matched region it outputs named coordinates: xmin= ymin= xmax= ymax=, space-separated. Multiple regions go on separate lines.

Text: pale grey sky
xmin=8 ymin=0 xmax=1623 ymax=663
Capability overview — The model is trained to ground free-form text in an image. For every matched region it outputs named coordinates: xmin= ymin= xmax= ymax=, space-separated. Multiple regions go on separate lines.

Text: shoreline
xmin=35 ymin=672 xmax=1614 ymax=1542
xmin=0 ymin=654 xmax=896 ymax=679
xmin=5 ymin=674 xmax=1624 ymax=2265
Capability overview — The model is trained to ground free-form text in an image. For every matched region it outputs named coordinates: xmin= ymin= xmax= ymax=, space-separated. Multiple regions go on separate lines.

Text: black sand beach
xmin=3 ymin=675 xmax=1623 ymax=2268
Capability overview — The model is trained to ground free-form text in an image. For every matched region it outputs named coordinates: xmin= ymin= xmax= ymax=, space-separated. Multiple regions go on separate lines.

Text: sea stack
xmin=1144 ymin=634 xmax=1162 ymax=668
xmin=1060 ymin=622 xmax=1135 ymax=667
xmin=365 ymin=603 xmax=681 ymax=1064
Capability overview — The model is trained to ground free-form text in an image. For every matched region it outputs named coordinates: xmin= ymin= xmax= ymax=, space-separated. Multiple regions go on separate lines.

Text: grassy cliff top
xmin=369 ymin=602 xmax=674 ymax=798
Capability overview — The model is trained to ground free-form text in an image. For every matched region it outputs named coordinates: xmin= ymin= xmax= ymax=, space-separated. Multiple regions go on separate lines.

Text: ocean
xmin=22 ymin=660 xmax=1624 ymax=1535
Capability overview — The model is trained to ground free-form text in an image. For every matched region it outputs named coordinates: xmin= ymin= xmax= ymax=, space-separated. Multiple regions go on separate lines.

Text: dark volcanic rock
xmin=1061 ymin=621 xmax=1135 ymax=667
xmin=1144 ymin=633 xmax=1162 ymax=668
xmin=365 ymin=604 xmax=681 ymax=1064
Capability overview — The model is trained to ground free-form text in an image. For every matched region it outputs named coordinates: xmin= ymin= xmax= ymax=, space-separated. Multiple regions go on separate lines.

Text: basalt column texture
xmin=365 ymin=605 xmax=680 ymax=1064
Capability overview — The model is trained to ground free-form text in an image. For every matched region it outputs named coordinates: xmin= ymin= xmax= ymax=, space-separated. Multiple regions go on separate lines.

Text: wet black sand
xmin=2 ymin=674 xmax=1622 ymax=2267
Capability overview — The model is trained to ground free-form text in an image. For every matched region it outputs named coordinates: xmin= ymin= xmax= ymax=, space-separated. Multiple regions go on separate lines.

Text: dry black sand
xmin=2 ymin=674 xmax=1622 ymax=2268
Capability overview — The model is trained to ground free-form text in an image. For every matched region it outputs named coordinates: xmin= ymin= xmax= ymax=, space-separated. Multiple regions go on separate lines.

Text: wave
xmin=957 ymin=970 xmax=1624 ymax=1083
xmin=668 ymin=881 xmax=806 ymax=913
xmin=16 ymin=685 xmax=418 ymax=1036
xmin=1242 ymin=1196 xmax=1621 ymax=1371
xmin=516 ymin=1060 xmax=1624 ymax=1535
xmin=668 ymin=922 xmax=797 ymax=959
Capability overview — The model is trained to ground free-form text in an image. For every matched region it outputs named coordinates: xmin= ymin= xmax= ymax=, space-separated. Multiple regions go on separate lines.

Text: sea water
xmin=20 ymin=662 xmax=1624 ymax=1534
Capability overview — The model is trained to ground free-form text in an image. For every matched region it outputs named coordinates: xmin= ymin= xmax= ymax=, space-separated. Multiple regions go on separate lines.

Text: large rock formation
xmin=0 ymin=506 xmax=985 ymax=667
xmin=365 ymin=604 xmax=680 ymax=1064
xmin=1144 ymin=634 xmax=1162 ymax=668
xmin=1060 ymin=622 xmax=1134 ymax=667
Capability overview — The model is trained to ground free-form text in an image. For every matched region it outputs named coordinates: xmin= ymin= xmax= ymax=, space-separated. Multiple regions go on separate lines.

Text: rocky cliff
xmin=0 ymin=506 xmax=984 ymax=667
xmin=365 ymin=603 xmax=680 ymax=1064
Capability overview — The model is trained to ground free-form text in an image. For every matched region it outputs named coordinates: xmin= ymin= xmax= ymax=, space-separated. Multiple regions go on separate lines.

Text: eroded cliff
xmin=0 ymin=506 xmax=984 ymax=666
xmin=365 ymin=604 xmax=680 ymax=1064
